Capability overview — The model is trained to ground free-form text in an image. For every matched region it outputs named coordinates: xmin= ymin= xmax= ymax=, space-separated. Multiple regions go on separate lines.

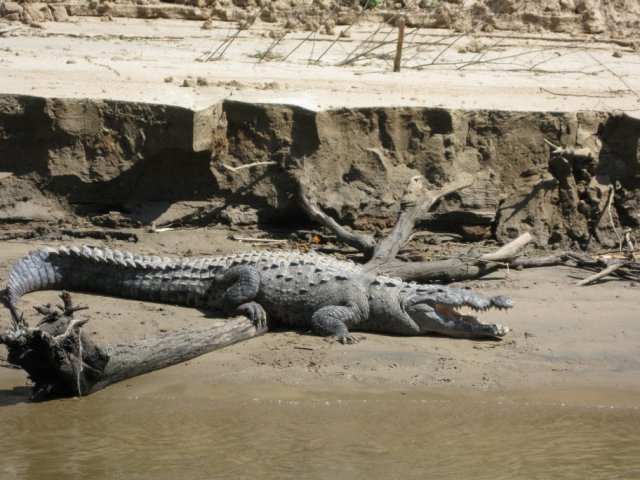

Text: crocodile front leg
xmin=311 ymin=305 xmax=362 ymax=344
xmin=214 ymin=265 xmax=267 ymax=328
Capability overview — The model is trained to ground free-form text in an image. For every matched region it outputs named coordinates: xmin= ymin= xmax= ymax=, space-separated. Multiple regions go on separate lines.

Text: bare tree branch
xmin=576 ymin=261 xmax=625 ymax=286
xmin=365 ymin=174 xmax=474 ymax=271
xmin=480 ymin=232 xmax=533 ymax=262
xmin=374 ymin=232 xmax=533 ymax=282
xmin=512 ymin=251 xmax=640 ymax=283
xmin=297 ymin=182 xmax=376 ymax=256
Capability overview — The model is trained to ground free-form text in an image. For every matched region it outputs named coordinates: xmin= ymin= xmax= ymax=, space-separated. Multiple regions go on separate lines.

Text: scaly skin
xmin=4 ymin=246 xmax=511 ymax=342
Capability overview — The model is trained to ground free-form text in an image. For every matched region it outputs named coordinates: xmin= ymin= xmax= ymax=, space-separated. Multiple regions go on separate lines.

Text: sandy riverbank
xmin=1 ymin=230 xmax=638 ymax=407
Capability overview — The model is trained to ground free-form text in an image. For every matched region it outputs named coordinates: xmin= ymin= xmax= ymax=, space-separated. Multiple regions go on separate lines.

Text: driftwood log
xmin=296 ymin=169 xmax=639 ymax=285
xmin=1 ymin=292 xmax=266 ymax=401
xmin=298 ymin=172 xmax=539 ymax=281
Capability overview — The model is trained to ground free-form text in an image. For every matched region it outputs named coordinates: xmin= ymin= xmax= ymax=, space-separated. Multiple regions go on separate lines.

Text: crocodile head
xmin=402 ymin=285 xmax=511 ymax=338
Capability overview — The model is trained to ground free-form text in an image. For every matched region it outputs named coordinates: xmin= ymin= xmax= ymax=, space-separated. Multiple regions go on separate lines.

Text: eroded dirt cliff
xmin=1 ymin=94 xmax=638 ymax=248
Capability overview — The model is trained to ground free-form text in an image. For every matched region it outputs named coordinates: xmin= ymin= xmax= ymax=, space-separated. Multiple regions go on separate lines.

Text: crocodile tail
xmin=5 ymin=246 xmax=213 ymax=309
xmin=6 ymin=247 xmax=59 ymax=307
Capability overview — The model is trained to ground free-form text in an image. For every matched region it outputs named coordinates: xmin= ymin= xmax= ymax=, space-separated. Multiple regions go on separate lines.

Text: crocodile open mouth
xmin=405 ymin=294 xmax=512 ymax=338
xmin=435 ymin=304 xmax=510 ymax=337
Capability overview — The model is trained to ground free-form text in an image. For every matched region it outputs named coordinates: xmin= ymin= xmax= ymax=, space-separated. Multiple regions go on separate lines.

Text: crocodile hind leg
xmin=311 ymin=305 xmax=362 ymax=344
xmin=213 ymin=265 xmax=267 ymax=328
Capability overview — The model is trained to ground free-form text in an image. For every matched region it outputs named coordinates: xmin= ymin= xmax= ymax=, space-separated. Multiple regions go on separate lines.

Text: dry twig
xmin=576 ymin=261 xmax=626 ymax=286
xmin=222 ymin=161 xmax=277 ymax=172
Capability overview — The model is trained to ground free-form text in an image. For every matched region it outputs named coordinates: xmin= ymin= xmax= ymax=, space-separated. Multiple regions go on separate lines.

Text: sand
xmin=1 ymin=16 xmax=639 ymax=113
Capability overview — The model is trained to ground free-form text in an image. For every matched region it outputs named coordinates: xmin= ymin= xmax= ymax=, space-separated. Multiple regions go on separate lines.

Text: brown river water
xmin=1 ymin=380 xmax=639 ymax=480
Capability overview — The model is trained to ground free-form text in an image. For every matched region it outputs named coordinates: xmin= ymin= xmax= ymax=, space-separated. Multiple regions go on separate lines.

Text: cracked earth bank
xmin=0 ymin=1 xmax=639 ymax=403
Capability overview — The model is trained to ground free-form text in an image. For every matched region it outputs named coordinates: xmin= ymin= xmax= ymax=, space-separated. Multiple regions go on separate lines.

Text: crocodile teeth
xmin=459 ymin=307 xmax=474 ymax=317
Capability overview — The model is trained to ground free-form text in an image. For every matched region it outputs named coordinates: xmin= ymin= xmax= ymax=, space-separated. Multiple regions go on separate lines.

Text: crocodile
xmin=4 ymin=246 xmax=511 ymax=342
